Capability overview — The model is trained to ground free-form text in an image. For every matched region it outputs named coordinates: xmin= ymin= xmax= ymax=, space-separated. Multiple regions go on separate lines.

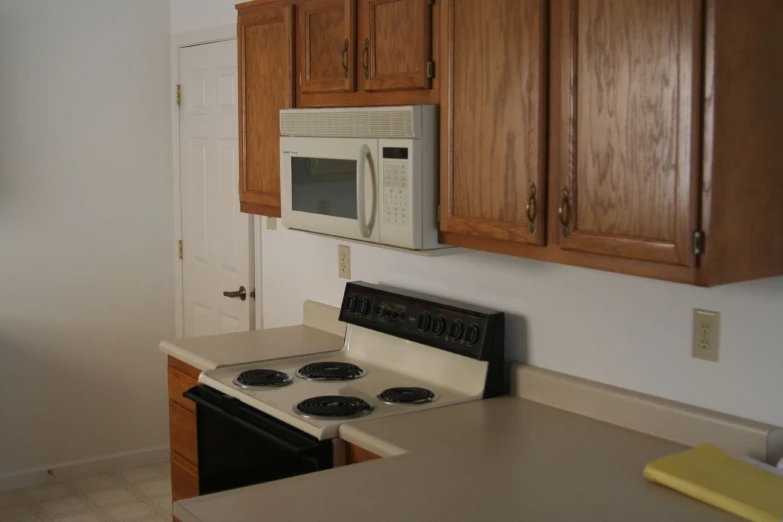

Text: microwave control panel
xmin=381 ymin=146 xmax=411 ymax=228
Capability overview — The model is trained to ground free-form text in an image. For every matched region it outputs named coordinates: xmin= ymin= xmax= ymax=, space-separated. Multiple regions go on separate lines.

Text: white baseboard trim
xmin=0 ymin=445 xmax=170 ymax=492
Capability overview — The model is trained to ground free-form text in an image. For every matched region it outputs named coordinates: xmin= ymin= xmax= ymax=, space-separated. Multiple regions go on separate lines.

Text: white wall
xmin=261 ymin=227 xmax=783 ymax=427
xmin=170 ymin=0 xmax=238 ymax=34
xmin=0 ymin=0 xmax=173 ymax=482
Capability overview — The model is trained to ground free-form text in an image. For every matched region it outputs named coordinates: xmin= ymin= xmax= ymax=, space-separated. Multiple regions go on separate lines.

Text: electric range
xmin=186 ymin=282 xmax=504 ymax=495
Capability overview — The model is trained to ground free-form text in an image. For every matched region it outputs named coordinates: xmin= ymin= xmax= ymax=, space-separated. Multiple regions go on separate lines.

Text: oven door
xmin=184 ymin=385 xmax=332 ymax=495
xmin=280 ymin=136 xmax=380 ymax=243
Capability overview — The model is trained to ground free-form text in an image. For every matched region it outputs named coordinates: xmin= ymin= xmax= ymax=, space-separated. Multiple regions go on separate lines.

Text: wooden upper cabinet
xmin=238 ymin=3 xmax=294 ymax=217
xmin=298 ymin=0 xmax=356 ymax=94
xmin=439 ymin=0 xmax=547 ymax=245
xmin=359 ymin=0 xmax=433 ymax=92
xmin=549 ymin=0 xmax=702 ymax=265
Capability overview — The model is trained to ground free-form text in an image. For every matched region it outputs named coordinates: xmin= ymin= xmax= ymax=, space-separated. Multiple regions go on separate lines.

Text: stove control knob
xmin=358 ymin=298 xmax=371 ymax=316
xmin=346 ymin=296 xmax=357 ymax=313
xmin=449 ymin=320 xmax=464 ymax=341
xmin=416 ymin=313 xmax=432 ymax=332
xmin=432 ymin=316 xmax=446 ymax=336
xmin=465 ymin=325 xmax=480 ymax=345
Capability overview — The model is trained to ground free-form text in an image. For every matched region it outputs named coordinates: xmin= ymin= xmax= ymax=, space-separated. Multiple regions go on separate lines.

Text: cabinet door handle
xmin=361 ymin=38 xmax=370 ymax=79
xmin=526 ymin=183 xmax=537 ymax=233
xmin=558 ymin=188 xmax=571 ymax=237
xmin=341 ymin=39 xmax=349 ymax=78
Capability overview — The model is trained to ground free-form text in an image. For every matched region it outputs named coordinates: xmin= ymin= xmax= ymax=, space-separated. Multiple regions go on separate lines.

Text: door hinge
xmin=692 ymin=231 xmax=705 ymax=256
xmin=426 ymin=61 xmax=435 ymax=79
xmin=176 ymin=84 xmax=181 ymax=106
xmin=178 ymin=240 xmax=183 ymax=260
xmin=437 ymin=204 xmax=441 ymax=224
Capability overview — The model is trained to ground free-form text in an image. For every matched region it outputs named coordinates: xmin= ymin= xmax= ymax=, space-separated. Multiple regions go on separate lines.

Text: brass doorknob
xmin=223 ymin=286 xmax=247 ymax=301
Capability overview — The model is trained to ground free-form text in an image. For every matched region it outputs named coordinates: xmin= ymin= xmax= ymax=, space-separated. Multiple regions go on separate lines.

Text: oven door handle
xmin=184 ymin=385 xmax=321 ymax=454
xmin=356 ymin=144 xmax=374 ymax=239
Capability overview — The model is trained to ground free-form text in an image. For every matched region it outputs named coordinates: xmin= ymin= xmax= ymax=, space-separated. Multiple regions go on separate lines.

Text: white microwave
xmin=279 ymin=105 xmax=447 ymax=251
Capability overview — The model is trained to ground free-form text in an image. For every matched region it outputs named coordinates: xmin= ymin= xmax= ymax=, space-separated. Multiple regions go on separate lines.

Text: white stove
xmin=199 ymin=321 xmax=495 ymax=439
xmin=186 ymin=282 xmax=504 ymax=496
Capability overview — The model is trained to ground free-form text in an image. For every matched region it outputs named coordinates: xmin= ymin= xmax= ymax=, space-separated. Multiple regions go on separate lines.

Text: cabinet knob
xmin=361 ymin=38 xmax=370 ymax=79
xmin=558 ymin=187 xmax=571 ymax=237
xmin=341 ymin=39 xmax=349 ymax=79
xmin=526 ymin=183 xmax=537 ymax=233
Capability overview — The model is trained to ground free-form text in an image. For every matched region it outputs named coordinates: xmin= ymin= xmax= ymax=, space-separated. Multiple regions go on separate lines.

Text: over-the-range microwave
xmin=279 ymin=105 xmax=448 ymax=251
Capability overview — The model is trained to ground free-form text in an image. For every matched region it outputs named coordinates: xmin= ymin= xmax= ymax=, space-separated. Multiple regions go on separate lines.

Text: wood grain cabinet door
xmin=238 ymin=4 xmax=294 ymax=217
xmin=359 ymin=0 xmax=433 ymax=92
xmin=439 ymin=0 xmax=547 ymax=245
xmin=298 ymin=0 xmax=356 ymax=94
xmin=549 ymin=0 xmax=703 ymax=265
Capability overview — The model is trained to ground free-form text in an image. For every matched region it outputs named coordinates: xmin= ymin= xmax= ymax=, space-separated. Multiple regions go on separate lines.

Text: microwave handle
xmin=356 ymin=144 xmax=374 ymax=239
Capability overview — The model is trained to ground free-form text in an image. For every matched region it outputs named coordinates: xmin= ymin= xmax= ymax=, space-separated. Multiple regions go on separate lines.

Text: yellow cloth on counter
xmin=644 ymin=444 xmax=783 ymax=522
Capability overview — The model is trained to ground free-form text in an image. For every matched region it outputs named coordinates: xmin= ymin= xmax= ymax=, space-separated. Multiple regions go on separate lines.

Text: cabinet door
xmin=298 ymin=0 xmax=356 ymax=94
xmin=238 ymin=4 xmax=294 ymax=217
xmin=359 ymin=0 xmax=432 ymax=91
xmin=345 ymin=442 xmax=381 ymax=464
xmin=439 ymin=0 xmax=547 ymax=245
xmin=171 ymin=451 xmax=199 ymax=502
xmin=549 ymin=0 xmax=702 ymax=265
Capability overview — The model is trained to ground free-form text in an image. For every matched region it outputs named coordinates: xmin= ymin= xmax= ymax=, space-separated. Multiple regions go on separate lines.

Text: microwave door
xmin=280 ymin=137 xmax=380 ymax=244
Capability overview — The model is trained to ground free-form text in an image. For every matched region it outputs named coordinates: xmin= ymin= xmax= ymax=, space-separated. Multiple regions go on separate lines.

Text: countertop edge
xmin=159 ymin=340 xmax=215 ymax=371
xmin=338 ymin=425 xmax=409 ymax=457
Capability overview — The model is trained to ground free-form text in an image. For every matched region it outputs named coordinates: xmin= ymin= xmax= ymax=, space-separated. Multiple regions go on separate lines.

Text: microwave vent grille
xmin=280 ymin=107 xmax=421 ymax=138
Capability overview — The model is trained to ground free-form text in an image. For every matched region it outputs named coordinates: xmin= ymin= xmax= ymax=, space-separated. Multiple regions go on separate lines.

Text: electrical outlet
xmin=338 ymin=245 xmax=351 ymax=279
xmin=692 ymin=309 xmax=720 ymax=362
xmin=266 ymin=217 xmax=277 ymax=230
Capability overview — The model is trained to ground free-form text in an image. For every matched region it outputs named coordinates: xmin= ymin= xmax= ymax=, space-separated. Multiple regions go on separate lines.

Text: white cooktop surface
xmin=199 ymin=328 xmax=487 ymax=439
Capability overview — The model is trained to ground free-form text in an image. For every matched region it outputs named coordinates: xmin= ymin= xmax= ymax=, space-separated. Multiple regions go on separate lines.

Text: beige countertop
xmin=174 ymin=395 xmax=740 ymax=522
xmin=159 ymin=325 xmax=344 ymax=371
xmin=159 ymin=301 xmax=345 ymax=371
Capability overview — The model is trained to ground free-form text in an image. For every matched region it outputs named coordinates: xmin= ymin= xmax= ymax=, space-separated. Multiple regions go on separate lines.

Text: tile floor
xmin=0 ymin=462 xmax=172 ymax=522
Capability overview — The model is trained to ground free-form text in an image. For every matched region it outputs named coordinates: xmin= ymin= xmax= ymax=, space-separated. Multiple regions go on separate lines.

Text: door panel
xmin=549 ymin=0 xmax=702 ymax=265
xmin=299 ymin=0 xmax=356 ymax=94
xmin=360 ymin=0 xmax=432 ymax=91
xmin=180 ymin=40 xmax=252 ymax=338
xmin=440 ymin=0 xmax=547 ymax=245
xmin=239 ymin=5 xmax=294 ymax=216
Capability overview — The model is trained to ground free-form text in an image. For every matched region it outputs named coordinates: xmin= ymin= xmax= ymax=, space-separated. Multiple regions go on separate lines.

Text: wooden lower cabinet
xmin=345 ymin=442 xmax=381 ymax=464
xmin=169 ymin=401 xmax=198 ymax=466
xmin=171 ymin=452 xmax=199 ymax=502
xmin=167 ymin=357 xmax=201 ymax=511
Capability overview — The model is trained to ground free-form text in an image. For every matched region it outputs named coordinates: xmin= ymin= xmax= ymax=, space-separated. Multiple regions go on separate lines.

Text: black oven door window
xmin=184 ymin=385 xmax=332 ymax=495
xmin=291 ymin=157 xmax=358 ymax=219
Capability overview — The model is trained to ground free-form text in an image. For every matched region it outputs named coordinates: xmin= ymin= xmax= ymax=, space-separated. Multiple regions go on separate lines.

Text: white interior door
xmin=180 ymin=40 xmax=253 ymax=337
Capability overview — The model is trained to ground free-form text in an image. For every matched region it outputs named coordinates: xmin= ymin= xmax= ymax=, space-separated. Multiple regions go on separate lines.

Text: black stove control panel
xmin=338 ymin=281 xmax=504 ymax=363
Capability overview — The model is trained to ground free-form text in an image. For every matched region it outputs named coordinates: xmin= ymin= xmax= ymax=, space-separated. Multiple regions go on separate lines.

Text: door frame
xmin=171 ymin=24 xmax=262 ymax=338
